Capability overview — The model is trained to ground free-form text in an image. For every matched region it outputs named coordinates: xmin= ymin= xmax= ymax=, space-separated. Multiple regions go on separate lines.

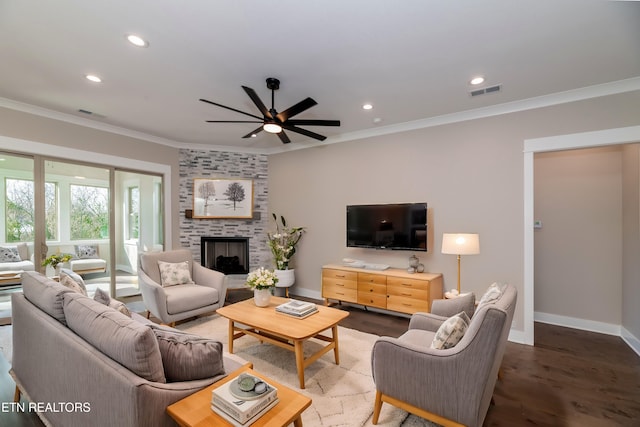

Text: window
xmin=5 ymin=178 xmax=57 ymax=242
xmin=128 ymin=186 xmax=139 ymax=240
xmin=70 ymin=184 xmax=109 ymax=240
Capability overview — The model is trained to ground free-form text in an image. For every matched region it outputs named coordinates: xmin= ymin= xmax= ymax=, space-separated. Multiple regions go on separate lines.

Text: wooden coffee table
xmin=167 ymin=365 xmax=311 ymax=427
xmin=216 ymin=296 xmax=349 ymax=389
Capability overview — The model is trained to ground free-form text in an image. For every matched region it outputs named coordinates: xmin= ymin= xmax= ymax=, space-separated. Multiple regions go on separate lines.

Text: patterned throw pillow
xmin=75 ymin=245 xmax=99 ymax=259
xmin=59 ymin=275 xmax=88 ymax=296
xmin=93 ymin=287 xmax=132 ymax=317
xmin=0 ymin=246 xmax=21 ymax=263
xmin=478 ymin=282 xmax=505 ymax=306
xmin=157 ymin=260 xmax=194 ymax=287
xmin=430 ymin=311 xmax=471 ymax=350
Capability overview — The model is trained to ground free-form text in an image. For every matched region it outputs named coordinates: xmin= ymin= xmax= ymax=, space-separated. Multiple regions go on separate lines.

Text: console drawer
xmin=386 ymin=285 xmax=429 ymax=301
xmin=357 ymin=291 xmax=387 ymax=308
xmin=387 ymin=295 xmax=430 ymax=314
xmin=323 ymin=269 xmax=357 ymax=281
xmin=387 ymin=276 xmax=429 ymax=291
xmin=357 ymin=273 xmax=386 ymax=285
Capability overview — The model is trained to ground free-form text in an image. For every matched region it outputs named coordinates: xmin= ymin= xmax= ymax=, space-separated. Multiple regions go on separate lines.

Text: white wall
xmin=622 ymin=144 xmax=640 ymax=345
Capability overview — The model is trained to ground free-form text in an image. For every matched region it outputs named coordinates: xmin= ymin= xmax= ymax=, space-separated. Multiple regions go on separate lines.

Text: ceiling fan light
xmin=263 ymin=123 xmax=282 ymax=134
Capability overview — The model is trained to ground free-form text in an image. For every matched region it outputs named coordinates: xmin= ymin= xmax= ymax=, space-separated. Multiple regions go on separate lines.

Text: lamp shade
xmin=441 ymin=233 xmax=480 ymax=255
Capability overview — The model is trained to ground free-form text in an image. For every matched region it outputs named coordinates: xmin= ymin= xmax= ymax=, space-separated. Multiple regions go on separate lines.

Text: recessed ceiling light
xmin=126 ymin=34 xmax=149 ymax=47
xmin=373 ymin=118 xmax=382 ymax=124
xmin=250 ymin=134 xmax=257 ymax=138
xmin=362 ymin=103 xmax=373 ymax=110
xmin=85 ymin=74 xmax=102 ymax=83
xmin=470 ymin=76 xmax=485 ymax=85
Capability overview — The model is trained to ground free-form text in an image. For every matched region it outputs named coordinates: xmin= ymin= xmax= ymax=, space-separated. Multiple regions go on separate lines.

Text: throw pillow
xmin=75 ymin=245 xmax=99 ymax=259
xmin=157 ymin=260 xmax=194 ymax=287
xmin=478 ymin=282 xmax=505 ymax=306
xmin=59 ymin=275 xmax=88 ymax=296
xmin=151 ymin=325 xmax=225 ymax=382
xmin=93 ymin=287 xmax=132 ymax=318
xmin=430 ymin=311 xmax=471 ymax=350
xmin=0 ymin=246 xmax=21 ymax=263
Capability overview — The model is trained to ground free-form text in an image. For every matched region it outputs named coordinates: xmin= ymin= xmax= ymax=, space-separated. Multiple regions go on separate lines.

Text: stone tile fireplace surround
xmin=179 ymin=150 xmax=271 ymax=273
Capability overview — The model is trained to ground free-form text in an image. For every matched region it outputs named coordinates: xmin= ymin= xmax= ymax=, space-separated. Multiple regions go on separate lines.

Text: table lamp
xmin=441 ymin=233 xmax=480 ymax=293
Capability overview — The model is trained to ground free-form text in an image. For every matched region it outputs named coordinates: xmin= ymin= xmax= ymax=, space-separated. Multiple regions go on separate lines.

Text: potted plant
xmin=42 ymin=253 xmax=73 ymax=275
xmin=267 ymin=214 xmax=305 ymax=293
xmin=245 ymin=267 xmax=279 ymax=307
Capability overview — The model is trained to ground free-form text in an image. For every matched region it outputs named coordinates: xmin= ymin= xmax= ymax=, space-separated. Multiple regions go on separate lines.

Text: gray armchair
xmin=371 ymin=285 xmax=517 ymax=427
xmin=138 ymin=249 xmax=227 ymax=325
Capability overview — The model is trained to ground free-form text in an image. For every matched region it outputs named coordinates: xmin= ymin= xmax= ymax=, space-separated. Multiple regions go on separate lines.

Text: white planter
xmin=253 ymin=288 xmax=272 ymax=307
xmin=275 ymin=269 xmax=295 ymax=288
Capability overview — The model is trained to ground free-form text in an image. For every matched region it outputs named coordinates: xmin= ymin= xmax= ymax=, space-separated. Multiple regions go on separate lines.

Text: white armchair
xmin=138 ymin=249 xmax=227 ymax=325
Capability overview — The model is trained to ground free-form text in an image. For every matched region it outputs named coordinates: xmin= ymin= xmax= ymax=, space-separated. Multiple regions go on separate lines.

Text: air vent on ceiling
xmin=77 ymin=109 xmax=106 ymax=119
xmin=470 ymin=84 xmax=501 ymax=97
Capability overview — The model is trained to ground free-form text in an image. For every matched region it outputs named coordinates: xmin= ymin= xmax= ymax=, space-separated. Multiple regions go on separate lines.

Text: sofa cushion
xmin=22 ymin=271 xmax=76 ymax=324
xmin=59 ymin=274 xmax=88 ymax=296
xmin=59 ymin=268 xmax=86 ymax=289
xmin=164 ymin=284 xmax=219 ymax=314
xmin=430 ymin=311 xmax=470 ymax=350
xmin=150 ymin=325 xmax=225 ymax=382
xmin=75 ymin=244 xmax=99 ymax=259
xmin=478 ymin=282 xmax=506 ymax=307
xmin=0 ymin=246 xmax=21 ymax=262
xmin=158 ymin=260 xmax=195 ymax=287
xmin=63 ymin=292 xmax=166 ymax=383
xmin=93 ymin=287 xmax=132 ymax=318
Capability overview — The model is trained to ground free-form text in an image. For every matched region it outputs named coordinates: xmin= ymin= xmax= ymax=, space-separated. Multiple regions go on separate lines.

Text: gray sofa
xmin=11 ymin=271 xmax=247 ymax=427
xmin=371 ymin=284 xmax=517 ymax=427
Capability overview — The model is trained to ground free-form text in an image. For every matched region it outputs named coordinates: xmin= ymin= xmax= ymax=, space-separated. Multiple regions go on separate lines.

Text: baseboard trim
xmin=535 ymin=311 xmax=640 ymax=355
xmin=621 ymin=326 xmax=640 ymax=357
xmin=534 ymin=311 xmax=621 ymax=335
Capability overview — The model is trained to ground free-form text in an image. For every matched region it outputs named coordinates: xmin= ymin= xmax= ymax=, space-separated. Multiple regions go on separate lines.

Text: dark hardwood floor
xmin=1 ymin=293 xmax=638 ymax=426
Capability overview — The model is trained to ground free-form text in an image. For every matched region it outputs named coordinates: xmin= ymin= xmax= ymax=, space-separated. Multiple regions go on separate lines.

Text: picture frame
xmin=192 ymin=178 xmax=253 ymax=219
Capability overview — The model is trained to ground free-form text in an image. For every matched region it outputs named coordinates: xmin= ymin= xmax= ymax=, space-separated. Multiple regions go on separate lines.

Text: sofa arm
xmin=193 ymin=263 xmax=225 ymax=290
xmin=371 ymin=336 xmax=483 ymax=425
xmin=430 ymin=292 xmax=476 ymax=318
xmin=138 ymin=269 xmax=169 ymax=320
xmin=408 ymin=312 xmax=448 ymax=332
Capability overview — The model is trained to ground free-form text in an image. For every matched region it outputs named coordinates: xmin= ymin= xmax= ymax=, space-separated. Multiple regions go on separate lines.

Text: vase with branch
xmin=267 ymin=214 xmax=305 ymax=296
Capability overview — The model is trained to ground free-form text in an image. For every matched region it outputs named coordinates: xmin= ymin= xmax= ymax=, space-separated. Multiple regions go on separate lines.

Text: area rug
xmin=177 ymin=314 xmax=439 ymax=427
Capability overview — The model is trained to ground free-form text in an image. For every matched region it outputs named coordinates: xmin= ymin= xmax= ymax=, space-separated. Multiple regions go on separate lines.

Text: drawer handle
xmin=336 ymin=274 xmax=346 ymax=278
xmin=336 ymin=292 xmax=344 ymax=296
xmin=336 ymin=283 xmax=345 ymax=287
xmin=402 ymin=303 xmax=413 ymax=307
xmin=369 ymin=289 xmax=374 ymax=292
xmin=401 ymin=283 xmax=413 ymax=287
xmin=401 ymin=292 xmax=412 ymax=296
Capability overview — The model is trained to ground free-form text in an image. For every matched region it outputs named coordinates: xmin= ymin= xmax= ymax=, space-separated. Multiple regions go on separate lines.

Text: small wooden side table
xmin=167 ymin=365 xmax=312 ymax=427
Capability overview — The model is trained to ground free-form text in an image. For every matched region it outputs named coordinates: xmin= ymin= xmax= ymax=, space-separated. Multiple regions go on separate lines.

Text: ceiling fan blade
xmin=285 ymin=119 xmax=341 ymax=127
xmin=278 ymin=130 xmax=291 ymax=144
xmin=200 ymin=98 xmax=263 ymax=120
xmin=282 ymin=124 xmax=327 ymax=141
xmin=276 ymin=97 xmax=317 ymax=122
xmin=242 ymin=126 xmax=264 ymax=139
xmin=242 ymin=86 xmax=272 ymax=119
xmin=205 ymin=120 xmax=262 ymax=123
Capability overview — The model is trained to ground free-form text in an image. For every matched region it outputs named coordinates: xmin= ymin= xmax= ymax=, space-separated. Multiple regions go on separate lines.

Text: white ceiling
xmin=1 ymin=0 xmax=639 ymax=154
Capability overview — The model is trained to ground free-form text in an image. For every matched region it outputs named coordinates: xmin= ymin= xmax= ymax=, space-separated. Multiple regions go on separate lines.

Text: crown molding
xmin=2 ymin=76 xmax=639 ymax=156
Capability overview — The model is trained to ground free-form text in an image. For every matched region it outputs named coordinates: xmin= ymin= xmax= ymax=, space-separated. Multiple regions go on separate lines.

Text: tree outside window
xmin=70 ymin=184 xmax=109 ymax=240
xmin=5 ymin=178 xmax=57 ymax=242
xmin=128 ymin=186 xmax=139 ymax=240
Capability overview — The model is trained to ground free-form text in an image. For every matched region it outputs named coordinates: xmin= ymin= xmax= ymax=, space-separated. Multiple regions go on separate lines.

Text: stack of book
xmin=276 ymin=299 xmax=318 ymax=318
xmin=211 ymin=374 xmax=278 ymax=426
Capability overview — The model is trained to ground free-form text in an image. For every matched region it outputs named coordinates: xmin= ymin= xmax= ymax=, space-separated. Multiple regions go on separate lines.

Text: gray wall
xmin=622 ymin=144 xmax=640 ymax=340
xmin=267 ymin=91 xmax=640 ymax=335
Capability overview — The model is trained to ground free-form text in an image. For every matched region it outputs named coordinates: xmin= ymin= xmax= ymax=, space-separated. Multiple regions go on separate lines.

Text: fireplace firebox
xmin=201 ymin=237 xmax=249 ymax=275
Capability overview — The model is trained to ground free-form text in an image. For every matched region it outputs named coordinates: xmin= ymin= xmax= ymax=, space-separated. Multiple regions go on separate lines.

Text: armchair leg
xmin=146 ymin=311 xmax=151 ymax=319
xmin=373 ymin=390 xmax=383 ymax=424
xmin=13 ymin=386 xmax=20 ymax=403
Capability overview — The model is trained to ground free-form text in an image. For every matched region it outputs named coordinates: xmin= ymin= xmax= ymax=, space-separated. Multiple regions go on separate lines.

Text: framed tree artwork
xmin=192 ymin=178 xmax=253 ymax=219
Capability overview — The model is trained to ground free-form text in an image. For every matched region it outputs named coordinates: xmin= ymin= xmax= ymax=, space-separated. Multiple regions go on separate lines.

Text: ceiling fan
xmin=200 ymin=78 xmax=340 ymax=144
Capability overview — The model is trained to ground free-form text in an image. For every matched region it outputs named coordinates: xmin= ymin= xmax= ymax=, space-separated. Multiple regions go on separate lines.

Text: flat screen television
xmin=346 ymin=203 xmax=427 ymax=251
